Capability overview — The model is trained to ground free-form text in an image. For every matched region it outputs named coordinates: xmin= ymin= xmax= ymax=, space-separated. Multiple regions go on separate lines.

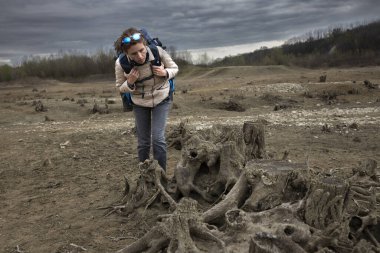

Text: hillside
xmin=213 ymin=20 xmax=380 ymax=68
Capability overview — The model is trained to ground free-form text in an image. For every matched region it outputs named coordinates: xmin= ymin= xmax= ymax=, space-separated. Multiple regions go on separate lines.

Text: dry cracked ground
xmin=0 ymin=65 xmax=379 ymax=252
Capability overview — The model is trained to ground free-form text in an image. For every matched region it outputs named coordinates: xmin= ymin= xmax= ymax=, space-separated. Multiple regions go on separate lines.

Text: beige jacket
xmin=115 ymin=46 xmax=179 ymax=108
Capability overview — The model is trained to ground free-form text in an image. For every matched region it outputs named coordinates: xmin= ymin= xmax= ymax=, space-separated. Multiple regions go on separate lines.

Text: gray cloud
xmin=0 ymin=0 xmax=379 ymax=64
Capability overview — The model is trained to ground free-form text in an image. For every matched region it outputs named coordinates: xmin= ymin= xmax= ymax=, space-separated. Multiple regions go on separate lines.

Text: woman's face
xmin=126 ymin=42 xmax=146 ymax=64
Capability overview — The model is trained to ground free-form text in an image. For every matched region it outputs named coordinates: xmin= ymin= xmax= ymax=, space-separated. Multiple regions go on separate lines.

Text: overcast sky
xmin=0 ymin=0 xmax=379 ymax=65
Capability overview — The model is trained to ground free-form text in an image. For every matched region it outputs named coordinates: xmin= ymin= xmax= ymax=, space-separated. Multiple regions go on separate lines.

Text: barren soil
xmin=0 ymin=65 xmax=379 ymax=252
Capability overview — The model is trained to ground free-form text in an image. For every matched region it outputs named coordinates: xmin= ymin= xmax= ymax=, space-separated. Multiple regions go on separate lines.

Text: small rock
xmin=105 ymin=98 xmax=116 ymax=104
xmin=44 ymin=116 xmax=54 ymax=122
xmin=60 ymin=140 xmax=70 ymax=149
xmin=348 ymin=122 xmax=359 ymax=130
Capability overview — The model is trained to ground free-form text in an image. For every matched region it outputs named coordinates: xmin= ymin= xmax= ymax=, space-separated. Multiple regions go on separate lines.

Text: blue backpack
xmin=118 ymin=28 xmax=175 ymax=111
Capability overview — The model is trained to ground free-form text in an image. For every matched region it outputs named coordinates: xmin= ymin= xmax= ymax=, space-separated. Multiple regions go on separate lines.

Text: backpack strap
xmin=148 ymin=44 xmax=161 ymax=66
xmin=148 ymin=44 xmax=175 ymax=100
xmin=118 ymin=53 xmax=134 ymax=74
xmin=168 ymin=78 xmax=175 ymax=101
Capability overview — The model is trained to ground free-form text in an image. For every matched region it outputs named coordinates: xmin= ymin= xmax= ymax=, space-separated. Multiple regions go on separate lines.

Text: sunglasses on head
xmin=121 ymin=33 xmax=142 ymax=45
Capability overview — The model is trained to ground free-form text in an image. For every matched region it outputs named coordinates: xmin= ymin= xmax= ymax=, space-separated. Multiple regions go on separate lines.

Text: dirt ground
xmin=0 ymin=65 xmax=379 ymax=253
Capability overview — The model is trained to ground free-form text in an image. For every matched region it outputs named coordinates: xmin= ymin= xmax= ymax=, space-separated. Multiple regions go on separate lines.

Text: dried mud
xmin=0 ymin=65 xmax=380 ymax=252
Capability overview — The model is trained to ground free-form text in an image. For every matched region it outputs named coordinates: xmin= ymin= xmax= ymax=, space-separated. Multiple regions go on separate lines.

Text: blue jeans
xmin=133 ymin=97 xmax=171 ymax=170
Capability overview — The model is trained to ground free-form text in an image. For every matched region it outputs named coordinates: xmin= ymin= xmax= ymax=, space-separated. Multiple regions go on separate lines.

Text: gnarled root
xmin=100 ymin=159 xmax=175 ymax=216
xmin=116 ymin=225 xmax=170 ymax=253
xmin=202 ymin=160 xmax=308 ymax=223
xmin=202 ymin=173 xmax=249 ymax=223
xmin=117 ymin=198 xmax=226 ymax=253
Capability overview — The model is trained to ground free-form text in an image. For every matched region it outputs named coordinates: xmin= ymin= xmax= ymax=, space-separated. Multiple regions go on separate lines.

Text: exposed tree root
xmin=114 ymin=123 xmax=380 ymax=253
xmin=100 ymin=159 xmax=175 ymax=216
xmin=117 ymin=198 xmax=226 ymax=253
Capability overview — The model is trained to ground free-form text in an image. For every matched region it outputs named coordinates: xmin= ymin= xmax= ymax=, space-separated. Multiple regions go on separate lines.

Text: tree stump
xmin=202 ymin=160 xmax=308 ymax=223
xmin=100 ymin=160 xmax=175 ymax=216
xmin=112 ymin=121 xmax=380 ymax=253
xmin=92 ymin=102 xmax=109 ymax=114
xmin=213 ymin=141 xmax=244 ymax=194
xmin=304 ymin=176 xmax=349 ymax=229
xmin=243 ymin=121 xmax=267 ymax=160
xmin=243 ymin=160 xmax=308 ymax=212
xmin=34 ymin=100 xmax=47 ymax=112
xmin=117 ymin=198 xmax=226 ymax=253
xmin=167 ymin=121 xmax=188 ymax=150
xmin=174 ymin=124 xmax=246 ymax=202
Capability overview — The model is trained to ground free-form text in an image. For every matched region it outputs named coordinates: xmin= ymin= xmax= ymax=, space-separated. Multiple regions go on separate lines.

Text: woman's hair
xmin=114 ymin=27 xmax=146 ymax=54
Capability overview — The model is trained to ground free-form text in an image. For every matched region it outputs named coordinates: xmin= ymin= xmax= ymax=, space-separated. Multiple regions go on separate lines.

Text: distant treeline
xmin=0 ymin=50 xmax=115 ymax=82
xmin=212 ymin=20 xmax=380 ymax=68
xmin=1 ymin=20 xmax=380 ymax=82
xmin=0 ymin=49 xmax=192 ymax=82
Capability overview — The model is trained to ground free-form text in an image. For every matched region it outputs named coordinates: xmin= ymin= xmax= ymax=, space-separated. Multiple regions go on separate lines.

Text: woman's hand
xmin=152 ymin=65 xmax=168 ymax=77
xmin=127 ymin=68 xmax=139 ymax=84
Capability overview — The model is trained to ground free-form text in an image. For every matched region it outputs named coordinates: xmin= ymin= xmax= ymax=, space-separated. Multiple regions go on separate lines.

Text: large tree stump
xmin=113 ymin=121 xmax=380 ymax=253
xmin=174 ymin=124 xmax=246 ymax=202
xmin=115 ymin=157 xmax=380 ymax=253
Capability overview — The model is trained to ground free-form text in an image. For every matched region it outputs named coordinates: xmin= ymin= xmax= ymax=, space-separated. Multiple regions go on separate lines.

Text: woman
xmin=114 ymin=27 xmax=179 ymax=170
